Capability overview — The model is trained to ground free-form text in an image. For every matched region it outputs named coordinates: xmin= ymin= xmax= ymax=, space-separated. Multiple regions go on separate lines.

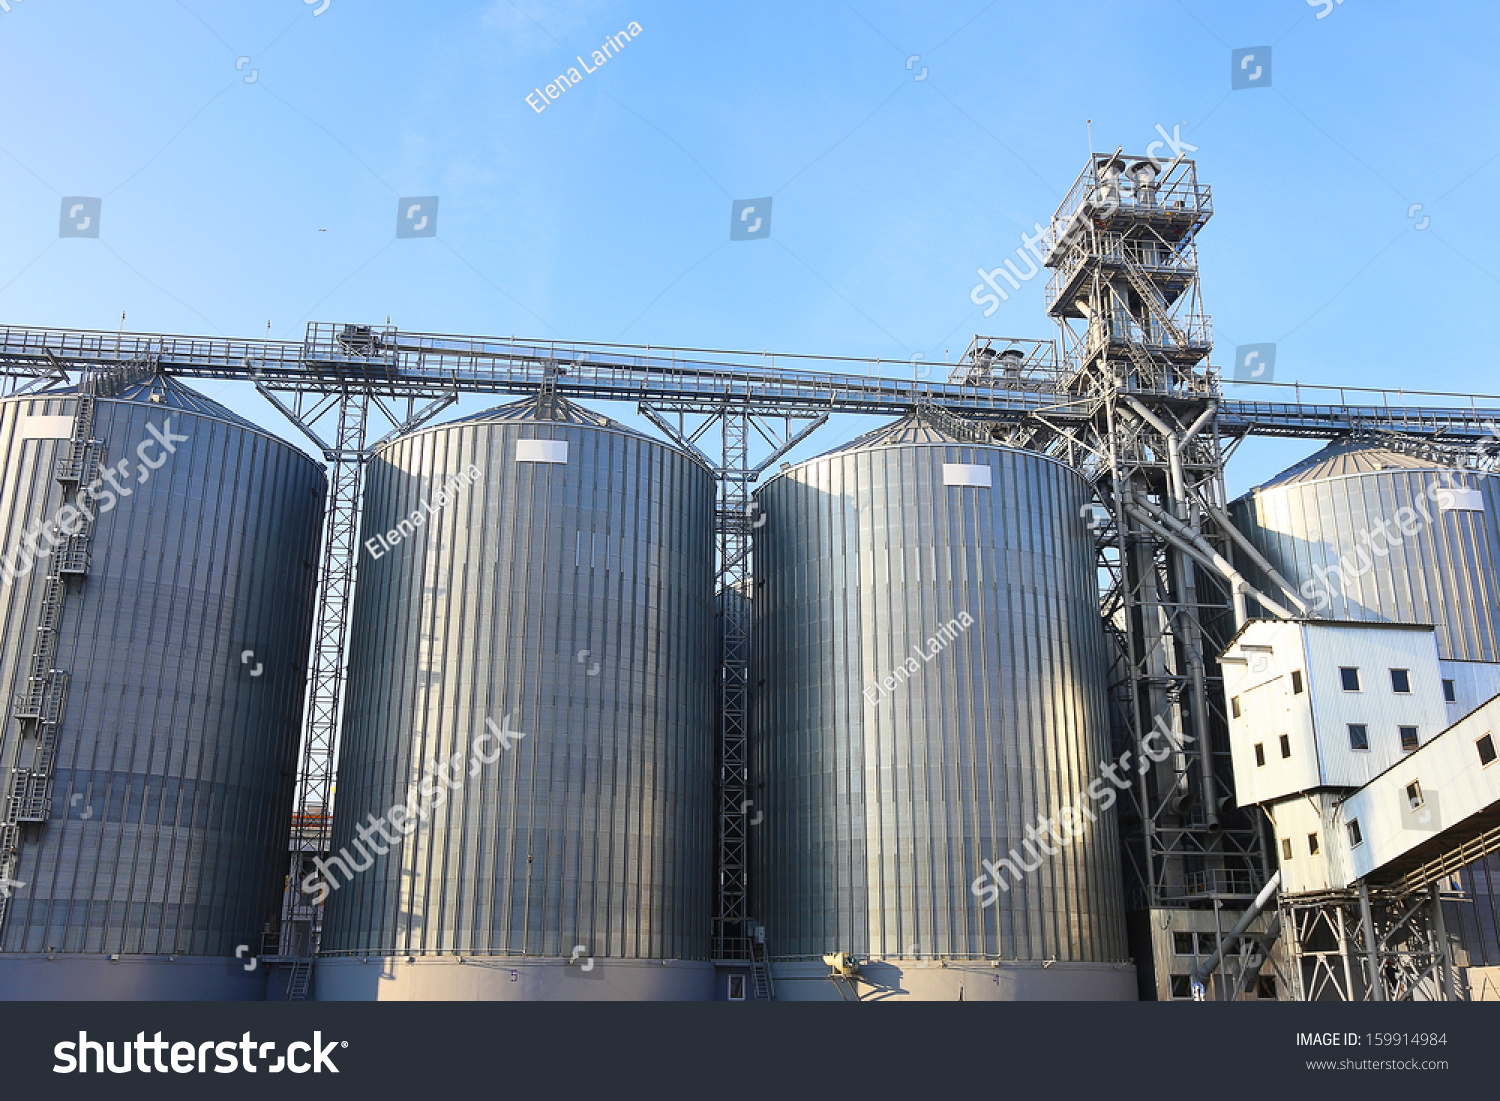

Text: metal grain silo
xmin=751 ymin=413 xmax=1133 ymax=1000
xmin=1231 ymin=439 xmax=1500 ymax=665
xmin=1232 ymin=438 xmax=1500 ymax=973
xmin=317 ymin=394 xmax=716 ymax=1000
xmin=0 ymin=374 xmax=325 ymax=1000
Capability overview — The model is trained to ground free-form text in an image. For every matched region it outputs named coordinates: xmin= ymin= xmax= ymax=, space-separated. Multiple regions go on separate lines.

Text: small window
xmin=1406 ymin=781 xmax=1424 ymax=810
xmin=1348 ymin=724 xmax=1369 ymax=751
xmin=727 ymin=974 xmax=747 ymax=1001
xmin=1400 ymin=726 xmax=1420 ymax=752
xmin=1173 ymin=932 xmax=1196 ymax=956
xmin=1254 ymin=743 xmax=1266 ymax=767
xmin=1169 ymin=974 xmax=1192 ymax=999
xmin=1231 ymin=696 xmax=1241 ymax=719
xmin=1291 ymin=670 xmax=1304 ymax=695
xmin=1340 ymin=667 xmax=1361 ymax=692
xmin=1279 ymin=733 xmax=1291 ymax=759
xmin=1443 ymin=679 xmax=1458 ymax=704
xmin=1256 ymin=975 xmax=1278 ymax=999
xmin=1479 ymin=733 xmax=1497 ymax=767
xmin=1281 ymin=838 xmax=1293 ymax=860
xmin=1390 ymin=669 xmax=1412 ymax=694
xmin=1347 ymin=818 xmax=1363 ymax=847
xmin=1308 ymin=833 xmax=1320 ymax=856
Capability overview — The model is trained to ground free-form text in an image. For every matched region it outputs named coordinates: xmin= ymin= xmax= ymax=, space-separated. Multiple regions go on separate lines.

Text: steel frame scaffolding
xmin=5 ymin=158 xmax=1500 ymax=980
xmin=1281 ymin=882 xmax=1458 ymax=1001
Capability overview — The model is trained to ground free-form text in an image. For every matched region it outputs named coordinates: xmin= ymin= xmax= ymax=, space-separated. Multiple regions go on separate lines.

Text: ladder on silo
xmin=286 ymin=959 xmax=314 ymax=1001
xmin=0 ymin=393 xmax=100 ymax=937
xmin=0 ymin=823 xmax=18 ymax=930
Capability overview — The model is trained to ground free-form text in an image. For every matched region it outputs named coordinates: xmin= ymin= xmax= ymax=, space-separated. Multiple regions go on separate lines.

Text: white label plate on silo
xmin=516 ymin=439 xmax=569 ymax=464
xmin=1440 ymin=487 xmax=1484 ymax=512
xmin=20 ymin=415 xmax=74 ymax=439
xmin=942 ymin=463 xmax=991 ymax=487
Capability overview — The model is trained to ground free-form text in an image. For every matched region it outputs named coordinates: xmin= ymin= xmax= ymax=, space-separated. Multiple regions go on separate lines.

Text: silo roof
xmin=53 ymin=373 xmax=262 ymax=432
xmin=445 ymin=394 xmax=650 ymax=439
xmin=1254 ymin=438 xmax=1452 ymax=491
xmin=826 ymin=411 xmax=980 ymax=454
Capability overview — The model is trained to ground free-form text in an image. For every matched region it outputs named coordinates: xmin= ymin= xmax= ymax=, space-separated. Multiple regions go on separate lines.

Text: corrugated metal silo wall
xmin=0 ymin=393 xmax=325 ymax=956
xmin=321 ymin=418 xmax=715 ymax=961
xmin=752 ymin=442 xmax=1127 ymax=962
xmin=1231 ymin=469 xmax=1500 ymax=663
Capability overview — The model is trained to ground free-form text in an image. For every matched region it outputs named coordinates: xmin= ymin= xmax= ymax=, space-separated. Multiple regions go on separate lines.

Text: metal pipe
xmin=1192 ymin=871 xmax=1281 ymax=995
xmin=1122 ymin=396 xmax=1185 ymax=512
xmin=1200 ymin=500 xmax=1310 ymax=615
xmin=1231 ymin=912 xmax=1282 ymax=999
xmin=1129 ymin=496 xmax=1296 ymax=621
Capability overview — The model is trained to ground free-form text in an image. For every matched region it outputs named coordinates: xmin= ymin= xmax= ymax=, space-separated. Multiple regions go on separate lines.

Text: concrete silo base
xmin=313 ymin=957 xmax=716 ymax=1001
xmin=768 ymin=960 xmax=1138 ymax=1001
xmin=0 ymin=954 xmax=270 ymax=1000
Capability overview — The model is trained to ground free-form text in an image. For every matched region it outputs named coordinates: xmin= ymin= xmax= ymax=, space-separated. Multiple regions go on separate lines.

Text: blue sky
xmin=2 ymin=0 xmax=1497 ymax=495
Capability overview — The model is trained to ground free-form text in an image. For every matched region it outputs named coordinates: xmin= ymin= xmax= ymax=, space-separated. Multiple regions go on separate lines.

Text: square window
xmin=1254 ymin=743 xmax=1265 ymax=767
xmin=1347 ymin=818 xmax=1363 ymax=847
xmin=1256 ymin=975 xmax=1278 ymax=999
xmin=1169 ymin=974 xmax=1192 ymax=999
xmin=1231 ymin=695 xmax=1241 ymax=719
xmin=1340 ymin=667 xmax=1361 ymax=692
xmin=1308 ymin=833 xmax=1320 ymax=856
xmin=1291 ymin=670 xmax=1304 ymax=694
xmin=1281 ymin=837 xmax=1293 ymax=860
xmin=1348 ymin=724 xmax=1369 ymax=751
xmin=1478 ymin=733 xmax=1497 ymax=767
xmin=1390 ymin=668 xmax=1412 ymax=694
xmin=1400 ymin=726 xmax=1420 ymax=752
xmin=1173 ymin=932 xmax=1196 ymax=956
xmin=727 ymin=974 xmax=746 ymax=1001
xmin=1279 ymin=733 xmax=1291 ymax=758
xmin=1443 ymin=679 xmax=1458 ymax=704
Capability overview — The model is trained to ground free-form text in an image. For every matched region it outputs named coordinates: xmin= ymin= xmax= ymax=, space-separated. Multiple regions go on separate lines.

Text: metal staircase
xmin=750 ymin=945 xmax=774 ymax=1001
xmin=286 ymin=959 xmax=314 ymax=1001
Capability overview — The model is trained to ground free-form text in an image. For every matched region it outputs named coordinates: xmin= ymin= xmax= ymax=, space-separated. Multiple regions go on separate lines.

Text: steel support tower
xmin=1033 ymin=151 xmax=1269 ymax=997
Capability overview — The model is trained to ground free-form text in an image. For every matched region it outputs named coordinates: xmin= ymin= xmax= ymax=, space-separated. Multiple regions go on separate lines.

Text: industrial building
xmin=2 ymin=148 xmax=1500 ymax=1001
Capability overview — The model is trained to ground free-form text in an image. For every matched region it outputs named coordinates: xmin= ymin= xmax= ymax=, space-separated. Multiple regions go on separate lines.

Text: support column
xmin=1431 ymin=882 xmax=1455 ymax=1001
xmin=1359 ymin=881 xmax=1384 ymax=1002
